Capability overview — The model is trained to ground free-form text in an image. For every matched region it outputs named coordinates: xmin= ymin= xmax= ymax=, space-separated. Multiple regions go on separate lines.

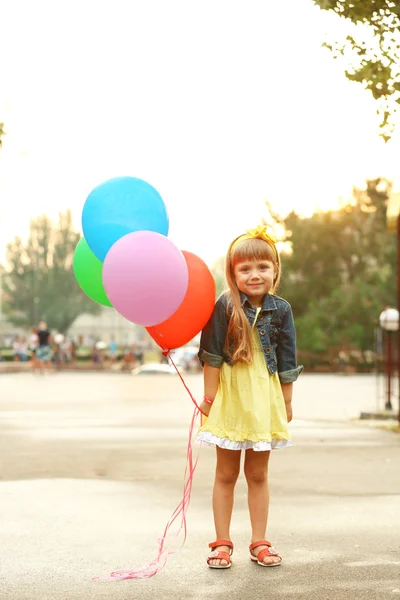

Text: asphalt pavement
xmin=0 ymin=372 xmax=399 ymax=600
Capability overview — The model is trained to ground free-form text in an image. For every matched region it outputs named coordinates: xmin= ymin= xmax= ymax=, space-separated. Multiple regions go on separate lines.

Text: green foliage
xmin=206 ymin=180 xmax=396 ymax=367
xmin=0 ymin=122 xmax=5 ymax=148
xmin=2 ymin=211 xmax=101 ymax=332
xmin=211 ymin=255 xmax=226 ymax=298
xmin=314 ymin=0 xmax=400 ymax=140
xmin=279 ymin=178 xmax=396 ymax=359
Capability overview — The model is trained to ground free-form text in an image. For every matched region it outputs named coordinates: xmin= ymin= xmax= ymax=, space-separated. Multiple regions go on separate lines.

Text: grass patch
xmin=377 ymin=422 xmax=400 ymax=434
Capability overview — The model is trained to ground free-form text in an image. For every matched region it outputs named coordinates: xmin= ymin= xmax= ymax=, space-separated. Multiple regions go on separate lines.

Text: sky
xmin=1 ymin=0 xmax=400 ymax=267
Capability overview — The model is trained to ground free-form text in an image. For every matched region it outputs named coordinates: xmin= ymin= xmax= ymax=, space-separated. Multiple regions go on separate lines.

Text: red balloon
xmin=146 ymin=251 xmax=216 ymax=350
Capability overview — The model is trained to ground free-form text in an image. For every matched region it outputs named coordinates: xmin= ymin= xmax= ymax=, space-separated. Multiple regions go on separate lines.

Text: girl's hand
xmin=199 ymin=400 xmax=211 ymax=417
xmin=285 ymin=402 xmax=293 ymax=423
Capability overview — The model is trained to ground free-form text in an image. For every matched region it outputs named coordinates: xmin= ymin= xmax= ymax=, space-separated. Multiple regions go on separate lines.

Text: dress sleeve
xmin=198 ymin=295 xmax=229 ymax=368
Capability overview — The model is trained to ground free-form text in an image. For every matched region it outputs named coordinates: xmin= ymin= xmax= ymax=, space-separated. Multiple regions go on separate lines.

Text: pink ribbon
xmin=94 ymin=351 xmax=202 ymax=580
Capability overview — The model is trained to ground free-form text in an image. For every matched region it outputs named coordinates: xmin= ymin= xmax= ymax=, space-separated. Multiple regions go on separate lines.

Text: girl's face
xmin=233 ymin=258 xmax=276 ymax=306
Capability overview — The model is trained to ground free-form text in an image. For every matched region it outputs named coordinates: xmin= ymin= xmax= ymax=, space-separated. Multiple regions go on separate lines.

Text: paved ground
xmin=0 ymin=372 xmax=399 ymax=600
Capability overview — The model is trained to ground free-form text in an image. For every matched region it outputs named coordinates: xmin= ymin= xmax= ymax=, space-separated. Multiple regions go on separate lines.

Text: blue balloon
xmin=82 ymin=177 xmax=169 ymax=261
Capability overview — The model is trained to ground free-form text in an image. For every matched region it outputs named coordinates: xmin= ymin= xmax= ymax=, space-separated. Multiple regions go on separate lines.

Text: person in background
xmin=29 ymin=328 xmax=39 ymax=370
xmin=60 ymin=339 xmax=71 ymax=364
xmin=70 ymin=339 xmax=77 ymax=364
xmin=36 ymin=321 xmax=53 ymax=374
xmin=134 ymin=345 xmax=144 ymax=365
xmin=18 ymin=337 xmax=29 ymax=362
xmin=13 ymin=337 xmax=21 ymax=361
xmin=120 ymin=345 xmax=137 ymax=371
xmin=108 ymin=336 xmax=119 ymax=364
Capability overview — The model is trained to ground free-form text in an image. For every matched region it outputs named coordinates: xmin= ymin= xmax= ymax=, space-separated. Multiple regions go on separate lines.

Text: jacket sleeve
xmin=276 ymin=304 xmax=304 ymax=383
xmin=198 ymin=295 xmax=229 ymax=368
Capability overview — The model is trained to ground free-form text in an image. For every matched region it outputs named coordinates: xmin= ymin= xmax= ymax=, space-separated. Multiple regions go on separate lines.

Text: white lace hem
xmin=196 ymin=431 xmax=292 ymax=452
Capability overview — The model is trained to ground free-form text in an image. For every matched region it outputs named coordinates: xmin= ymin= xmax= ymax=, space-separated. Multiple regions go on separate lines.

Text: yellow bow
xmin=230 ymin=225 xmax=277 ymax=258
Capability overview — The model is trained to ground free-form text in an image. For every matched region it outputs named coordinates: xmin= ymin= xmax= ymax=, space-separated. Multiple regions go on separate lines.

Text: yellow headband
xmin=230 ymin=225 xmax=278 ymax=259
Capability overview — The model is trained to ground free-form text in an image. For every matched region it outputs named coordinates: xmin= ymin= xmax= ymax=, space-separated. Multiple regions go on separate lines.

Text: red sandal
xmin=207 ymin=539 xmax=234 ymax=569
xmin=249 ymin=540 xmax=282 ymax=567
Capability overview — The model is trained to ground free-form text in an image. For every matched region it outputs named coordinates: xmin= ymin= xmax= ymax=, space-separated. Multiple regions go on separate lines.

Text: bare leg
xmin=209 ymin=446 xmax=241 ymax=566
xmin=30 ymin=353 xmax=37 ymax=372
xmin=244 ymin=449 xmax=281 ymax=565
xmin=45 ymin=360 xmax=54 ymax=373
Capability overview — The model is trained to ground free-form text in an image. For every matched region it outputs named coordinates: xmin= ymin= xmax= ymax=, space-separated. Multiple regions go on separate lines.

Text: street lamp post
xmin=398 ymin=215 xmax=400 ymax=425
xmin=379 ymin=307 xmax=399 ymax=411
xmin=386 ymin=192 xmax=400 ymax=425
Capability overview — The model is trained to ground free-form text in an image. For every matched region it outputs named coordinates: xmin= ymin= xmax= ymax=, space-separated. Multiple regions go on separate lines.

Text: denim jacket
xmin=198 ymin=292 xmax=304 ymax=384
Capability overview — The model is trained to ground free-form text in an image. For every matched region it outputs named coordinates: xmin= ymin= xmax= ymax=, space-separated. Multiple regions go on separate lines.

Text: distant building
xmin=66 ymin=306 xmax=153 ymax=347
xmin=0 ymin=306 xmax=198 ymax=350
xmin=0 ymin=318 xmax=26 ymax=346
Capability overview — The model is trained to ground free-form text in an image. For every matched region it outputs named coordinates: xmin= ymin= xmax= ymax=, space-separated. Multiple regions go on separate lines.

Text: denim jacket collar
xmin=240 ymin=292 xmax=277 ymax=312
xmin=198 ymin=292 xmax=304 ymax=383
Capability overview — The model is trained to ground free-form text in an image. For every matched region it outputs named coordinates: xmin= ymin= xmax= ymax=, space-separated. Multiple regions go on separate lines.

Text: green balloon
xmin=73 ymin=238 xmax=113 ymax=307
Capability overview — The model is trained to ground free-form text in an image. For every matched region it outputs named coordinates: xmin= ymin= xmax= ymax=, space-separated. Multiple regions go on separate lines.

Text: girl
xmin=197 ymin=226 xmax=303 ymax=569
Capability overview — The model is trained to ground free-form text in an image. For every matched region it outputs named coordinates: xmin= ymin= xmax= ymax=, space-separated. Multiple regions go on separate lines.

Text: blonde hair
xmin=224 ymin=237 xmax=281 ymax=364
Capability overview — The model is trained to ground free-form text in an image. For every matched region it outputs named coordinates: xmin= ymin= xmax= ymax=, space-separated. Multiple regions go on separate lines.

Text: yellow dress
xmin=197 ymin=308 xmax=291 ymax=451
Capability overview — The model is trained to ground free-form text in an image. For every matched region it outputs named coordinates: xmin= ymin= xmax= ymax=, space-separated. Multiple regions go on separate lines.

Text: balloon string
xmin=94 ymin=350 xmax=202 ymax=581
xmin=165 ymin=350 xmax=203 ymax=413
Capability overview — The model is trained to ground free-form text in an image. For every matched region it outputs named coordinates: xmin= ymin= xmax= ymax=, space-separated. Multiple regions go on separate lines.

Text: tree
xmin=314 ymin=0 xmax=400 ymax=141
xmin=279 ymin=178 xmax=396 ymax=359
xmin=2 ymin=210 xmax=101 ymax=332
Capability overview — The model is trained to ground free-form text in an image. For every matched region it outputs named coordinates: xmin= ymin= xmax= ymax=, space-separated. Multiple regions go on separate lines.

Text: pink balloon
xmin=102 ymin=231 xmax=189 ymax=326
